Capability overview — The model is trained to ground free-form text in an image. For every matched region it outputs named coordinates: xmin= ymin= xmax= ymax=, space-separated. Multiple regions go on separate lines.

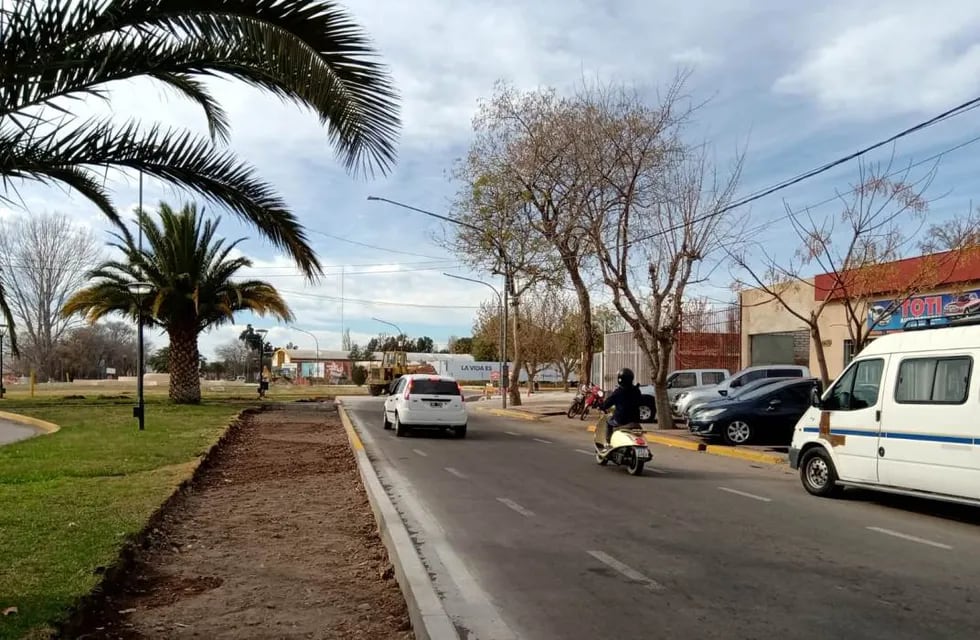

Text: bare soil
xmin=75 ymin=403 xmax=412 ymax=639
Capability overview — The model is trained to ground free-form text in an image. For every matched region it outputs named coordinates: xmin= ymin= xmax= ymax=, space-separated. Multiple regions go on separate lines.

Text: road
xmin=342 ymin=397 xmax=980 ymax=640
xmin=0 ymin=418 xmax=39 ymax=445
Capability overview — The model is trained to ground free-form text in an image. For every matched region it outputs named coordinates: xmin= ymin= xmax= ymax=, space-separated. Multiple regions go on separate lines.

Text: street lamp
xmin=126 ymin=282 xmax=152 ymax=431
xmin=443 ymin=273 xmax=507 ymax=408
xmin=0 ymin=324 xmax=7 ymax=400
xmin=255 ymin=328 xmax=268 ymax=379
xmin=290 ymin=326 xmax=320 ymax=383
xmin=371 ymin=317 xmax=403 ymax=351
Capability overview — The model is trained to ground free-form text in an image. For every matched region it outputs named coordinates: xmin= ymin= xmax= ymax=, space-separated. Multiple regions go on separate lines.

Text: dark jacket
xmin=601 ymin=383 xmax=641 ymax=426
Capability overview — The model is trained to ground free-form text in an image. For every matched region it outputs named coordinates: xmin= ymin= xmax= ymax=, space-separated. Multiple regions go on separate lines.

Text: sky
xmin=5 ymin=0 xmax=980 ymax=359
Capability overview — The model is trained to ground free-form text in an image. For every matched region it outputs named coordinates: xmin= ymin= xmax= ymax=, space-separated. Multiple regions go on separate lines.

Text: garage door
xmin=751 ymin=333 xmax=795 ymax=365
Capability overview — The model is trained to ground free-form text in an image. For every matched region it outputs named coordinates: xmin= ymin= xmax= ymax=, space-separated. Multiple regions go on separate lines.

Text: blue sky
xmin=5 ymin=0 xmax=980 ymax=358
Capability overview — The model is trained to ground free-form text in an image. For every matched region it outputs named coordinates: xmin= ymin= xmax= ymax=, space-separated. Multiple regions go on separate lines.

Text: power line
xmin=307 ymin=227 xmax=448 ymax=260
xmin=277 ymin=288 xmax=481 ymax=310
xmin=626 ymin=95 xmax=980 ymax=247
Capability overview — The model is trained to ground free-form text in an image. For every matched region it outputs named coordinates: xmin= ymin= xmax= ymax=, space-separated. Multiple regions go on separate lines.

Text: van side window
xmin=824 ymin=359 xmax=884 ymax=411
xmin=702 ymin=372 xmax=726 ymax=385
xmin=895 ymin=356 xmax=972 ymax=405
xmin=672 ymin=372 xmax=697 ymax=388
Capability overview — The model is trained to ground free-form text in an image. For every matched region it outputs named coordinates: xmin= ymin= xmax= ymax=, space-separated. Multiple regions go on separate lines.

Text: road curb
xmin=643 ymin=432 xmax=706 ymax=452
xmin=0 ymin=410 xmax=60 ymax=434
xmin=337 ymin=403 xmax=460 ymax=640
xmin=704 ymin=444 xmax=786 ymax=465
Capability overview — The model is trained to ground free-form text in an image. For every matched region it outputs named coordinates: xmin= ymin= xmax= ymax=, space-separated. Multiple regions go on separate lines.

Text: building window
xmin=843 ymin=340 xmax=855 ymax=367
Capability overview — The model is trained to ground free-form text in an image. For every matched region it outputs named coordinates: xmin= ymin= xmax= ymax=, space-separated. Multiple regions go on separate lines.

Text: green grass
xmin=0 ymin=397 xmax=246 ymax=640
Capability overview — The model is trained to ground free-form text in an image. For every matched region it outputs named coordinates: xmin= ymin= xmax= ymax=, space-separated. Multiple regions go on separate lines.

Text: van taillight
xmin=404 ymin=379 xmax=413 ymax=399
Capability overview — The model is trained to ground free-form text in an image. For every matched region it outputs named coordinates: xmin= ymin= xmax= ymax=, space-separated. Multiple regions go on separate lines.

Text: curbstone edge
xmin=0 ymin=410 xmax=60 ymax=435
xmin=337 ymin=402 xmax=460 ymax=640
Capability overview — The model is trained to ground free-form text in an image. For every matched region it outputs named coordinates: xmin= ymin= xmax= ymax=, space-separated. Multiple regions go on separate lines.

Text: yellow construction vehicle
xmin=366 ymin=350 xmax=437 ymax=396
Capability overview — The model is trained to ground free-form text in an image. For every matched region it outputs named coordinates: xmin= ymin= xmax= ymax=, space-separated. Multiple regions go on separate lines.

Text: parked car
xmin=672 ymin=365 xmax=811 ymax=418
xmin=635 ymin=368 xmax=729 ymax=423
xmin=688 ymin=377 xmax=818 ymax=445
xmin=382 ymin=374 xmax=468 ymax=438
xmin=685 ymin=376 xmax=799 ymax=416
xmin=790 ymin=317 xmax=980 ymax=506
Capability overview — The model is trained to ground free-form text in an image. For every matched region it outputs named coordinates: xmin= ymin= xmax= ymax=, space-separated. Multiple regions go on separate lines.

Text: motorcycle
xmin=593 ymin=412 xmax=652 ymax=476
xmin=567 ymin=384 xmax=589 ymax=418
xmin=579 ymin=384 xmax=605 ymax=420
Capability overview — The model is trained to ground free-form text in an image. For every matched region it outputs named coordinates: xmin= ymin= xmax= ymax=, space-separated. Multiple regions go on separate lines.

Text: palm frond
xmin=2 ymin=118 xmax=321 ymax=277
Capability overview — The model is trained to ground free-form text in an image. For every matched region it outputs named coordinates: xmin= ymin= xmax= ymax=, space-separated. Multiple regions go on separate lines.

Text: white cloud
xmin=773 ymin=3 xmax=980 ymax=118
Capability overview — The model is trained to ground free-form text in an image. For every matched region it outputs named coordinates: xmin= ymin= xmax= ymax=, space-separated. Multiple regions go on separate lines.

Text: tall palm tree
xmin=62 ymin=202 xmax=294 ymax=404
xmin=1 ymin=0 xmax=400 ymax=345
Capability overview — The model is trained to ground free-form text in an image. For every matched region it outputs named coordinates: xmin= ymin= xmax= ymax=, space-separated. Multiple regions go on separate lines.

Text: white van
xmin=790 ymin=319 xmax=980 ymax=507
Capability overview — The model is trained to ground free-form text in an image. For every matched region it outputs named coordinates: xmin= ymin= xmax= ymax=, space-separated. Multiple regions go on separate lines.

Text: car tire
xmin=638 ymin=397 xmax=656 ymax=423
xmin=722 ymin=420 xmax=753 ymax=446
xmin=800 ymin=447 xmax=843 ymax=498
xmin=394 ymin=413 xmax=408 ymax=437
xmin=382 ymin=411 xmax=392 ymax=430
xmin=454 ymin=424 xmax=467 ymax=439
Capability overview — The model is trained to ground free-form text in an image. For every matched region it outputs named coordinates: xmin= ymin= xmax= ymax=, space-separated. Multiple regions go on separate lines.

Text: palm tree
xmin=62 ymin=202 xmax=294 ymax=404
xmin=1 ymin=0 xmax=400 ymax=345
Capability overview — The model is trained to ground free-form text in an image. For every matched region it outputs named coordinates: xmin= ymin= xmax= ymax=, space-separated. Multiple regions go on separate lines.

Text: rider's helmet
xmin=616 ymin=368 xmax=635 ymax=387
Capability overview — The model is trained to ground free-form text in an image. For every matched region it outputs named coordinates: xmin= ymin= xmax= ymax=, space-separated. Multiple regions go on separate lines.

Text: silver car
xmin=673 ymin=365 xmax=811 ymax=418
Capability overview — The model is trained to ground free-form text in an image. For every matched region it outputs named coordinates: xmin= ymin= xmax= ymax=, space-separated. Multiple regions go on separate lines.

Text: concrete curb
xmin=704 ymin=444 xmax=786 ymax=465
xmin=0 ymin=410 xmax=60 ymax=434
xmin=476 ymin=406 xmax=544 ymax=422
xmin=643 ymin=432 xmax=706 ymax=452
xmin=337 ymin=403 xmax=460 ymax=640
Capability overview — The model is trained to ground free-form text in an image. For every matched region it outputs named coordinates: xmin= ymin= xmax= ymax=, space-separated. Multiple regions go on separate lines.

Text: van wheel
xmin=800 ymin=448 xmax=842 ymax=498
xmin=722 ymin=420 xmax=753 ymax=445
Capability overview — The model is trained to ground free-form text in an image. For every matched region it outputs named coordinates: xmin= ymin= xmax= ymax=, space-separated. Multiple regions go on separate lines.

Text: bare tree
xmin=680 ymin=296 xmax=714 ymax=332
xmin=0 ymin=213 xmax=103 ymax=380
xmin=575 ymin=80 xmax=742 ymax=428
xmin=215 ymin=339 xmax=253 ymax=379
xmin=462 ymin=83 xmax=603 ymax=386
xmin=730 ymin=161 xmax=967 ymax=387
xmin=445 ymin=159 xmax=559 ymax=406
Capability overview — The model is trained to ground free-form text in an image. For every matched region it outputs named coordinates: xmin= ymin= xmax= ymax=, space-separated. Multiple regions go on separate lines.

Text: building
xmin=270 ymin=348 xmax=475 ymax=382
xmin=740 ymin=248 xmax=980 ymax=380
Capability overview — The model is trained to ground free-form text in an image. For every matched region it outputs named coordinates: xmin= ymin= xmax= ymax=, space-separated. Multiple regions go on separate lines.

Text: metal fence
xmin=599 ymin=304 xmax=741 ymax=385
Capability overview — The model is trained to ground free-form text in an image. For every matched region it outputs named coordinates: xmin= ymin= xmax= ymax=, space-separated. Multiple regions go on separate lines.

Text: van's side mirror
xmin=810 ymin=386 xmax=822 ymax=408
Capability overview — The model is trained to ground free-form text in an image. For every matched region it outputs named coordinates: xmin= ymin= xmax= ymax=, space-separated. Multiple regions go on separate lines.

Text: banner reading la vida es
xmin=436 ymin=361 xmax=577 ymax=383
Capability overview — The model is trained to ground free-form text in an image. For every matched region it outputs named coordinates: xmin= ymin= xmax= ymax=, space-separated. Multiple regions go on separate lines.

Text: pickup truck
xmin=636 ymin=368 xmax=730 ymax=422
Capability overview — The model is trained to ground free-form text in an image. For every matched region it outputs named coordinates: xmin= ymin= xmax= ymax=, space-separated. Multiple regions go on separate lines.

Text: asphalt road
xmin=342 ymin=397 xmax=980 ymax=640
xmin=0 ymin=418 xmax=38 ymax=445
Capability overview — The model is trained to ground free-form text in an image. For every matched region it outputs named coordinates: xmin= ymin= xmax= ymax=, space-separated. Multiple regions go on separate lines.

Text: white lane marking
xmin=867 ymin=526 xmax=952 ymax=550
xmin=533 ymin=438 xmax=552 ymax=444
xmin=575 ymin=449 xmax=594 ymax=455
xmin=587 ymin=550 xmax=665 ymax=591
xmin=496 ymin=497 xmax=535 ymax=517
xmin=504 ymin=431 xmax=521 ymax=436
xmin=718 ymin=486 xmax=772 ymax=502
xmin=444 ymin=467 xmax=468 ymax=479
xmin=412 ymin=448 xmax=428 ymax=457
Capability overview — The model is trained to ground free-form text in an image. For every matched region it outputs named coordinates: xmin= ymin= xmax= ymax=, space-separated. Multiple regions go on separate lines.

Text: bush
xmin=351 ymin=365 xmax=367 ymax=386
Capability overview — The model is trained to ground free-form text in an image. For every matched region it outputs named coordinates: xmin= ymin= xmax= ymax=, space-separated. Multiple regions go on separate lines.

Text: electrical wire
xmin=306 ymin=227 xmax=449 ymax=260
xmin=277 ymin=288 xmax=481 ymax=310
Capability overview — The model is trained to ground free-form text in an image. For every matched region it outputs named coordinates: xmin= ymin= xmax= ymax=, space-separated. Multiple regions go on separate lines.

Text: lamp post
xmin=443 ymin=273 xmax=507 ymax=408
xmin=0 ymin=324 xmax=7 ymax=400
xmin=126 ymin=282 xmax=152 ymax=430
xmin=371 ymin=316 xmax=403 ymax=351
xmin=255 ymin=328 xmax=268 ymax=380
xmin=290 ymin=326 xmax=320 ymax=382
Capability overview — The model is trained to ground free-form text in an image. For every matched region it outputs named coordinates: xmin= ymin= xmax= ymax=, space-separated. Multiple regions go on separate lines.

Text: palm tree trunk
xmin=168 ymin=324 xmax=202 ymax=404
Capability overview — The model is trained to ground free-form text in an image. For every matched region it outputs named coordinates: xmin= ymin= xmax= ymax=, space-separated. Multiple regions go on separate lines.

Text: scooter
xmin=593 ymin=412 xmax=652 ymax=476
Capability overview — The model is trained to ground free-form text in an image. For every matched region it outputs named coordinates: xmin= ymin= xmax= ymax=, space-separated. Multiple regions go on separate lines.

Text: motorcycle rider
xmin=600 ymin=368 xmax=642 ymax=445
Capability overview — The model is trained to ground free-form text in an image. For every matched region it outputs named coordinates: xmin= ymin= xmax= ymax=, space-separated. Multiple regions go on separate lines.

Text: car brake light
xmin=634 ymin=437 xmax=646 ymax=446
xmin=404 ymin=378 xmax=413 ymax=399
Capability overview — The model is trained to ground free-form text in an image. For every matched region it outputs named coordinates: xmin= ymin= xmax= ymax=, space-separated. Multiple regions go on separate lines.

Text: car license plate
xmin=429 ymin=402 xmax=442 ymax=408
xmin=635 ymin=447 xmax=651 ymax=459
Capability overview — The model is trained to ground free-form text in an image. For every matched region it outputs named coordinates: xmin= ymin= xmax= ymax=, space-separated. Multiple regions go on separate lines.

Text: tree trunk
xmin=168 ymin=323 xmax=202 ymax=404
xmin=810 ymin=320 xmax=830 ymax=389
xmin=653 ymin=337 xmax=675 ymax=430
xmin=562 ymin=262 xmax=594 ymax=385
xmin=509 ymin=296 xmax=523 ymax=406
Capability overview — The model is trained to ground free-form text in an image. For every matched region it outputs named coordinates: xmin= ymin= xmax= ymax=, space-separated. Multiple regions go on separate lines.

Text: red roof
xmin=813 ymin=247 xmax=980 ymax=301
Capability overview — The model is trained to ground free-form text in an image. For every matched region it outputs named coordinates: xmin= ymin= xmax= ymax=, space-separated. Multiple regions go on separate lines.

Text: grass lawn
xmin=0 ymin=397 xmax=249 ymax=640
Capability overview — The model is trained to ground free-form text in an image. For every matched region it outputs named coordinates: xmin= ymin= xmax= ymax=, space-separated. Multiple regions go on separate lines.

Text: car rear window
xmin=410 ymin=379 xmax=460 ymax=395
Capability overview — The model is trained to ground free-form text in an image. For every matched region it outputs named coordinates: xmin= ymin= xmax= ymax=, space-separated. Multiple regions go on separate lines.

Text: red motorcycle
xmin=579 ymin=384 xmax=605 ymax=420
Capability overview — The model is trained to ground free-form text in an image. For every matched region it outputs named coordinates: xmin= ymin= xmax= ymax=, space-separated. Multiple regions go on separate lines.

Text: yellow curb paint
xmin=0 ymin=410 xmax=59 ymax=435
xmin=704 ymin=444 xmax=785 ymax=465
xmin=642 ymin=432 xmax=706 ymax=452
xmin=586 ymin=424 xmax=596 ymax=433
xmin=337 ymin=404 xmax=364 ymax=451
xmin=481 ymin=408 xmax=544 ymax=422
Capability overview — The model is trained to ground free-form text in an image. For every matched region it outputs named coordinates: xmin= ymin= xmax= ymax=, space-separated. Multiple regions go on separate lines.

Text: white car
xmin=382 ymin=374 xmax=468 ymax=438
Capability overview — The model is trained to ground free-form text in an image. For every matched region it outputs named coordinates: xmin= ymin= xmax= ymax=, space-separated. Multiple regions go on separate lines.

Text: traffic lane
xmin=0 ymin=419 xmax=39 ymax=445
xmin=346 ymin=400 xmax=980 ymax=639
